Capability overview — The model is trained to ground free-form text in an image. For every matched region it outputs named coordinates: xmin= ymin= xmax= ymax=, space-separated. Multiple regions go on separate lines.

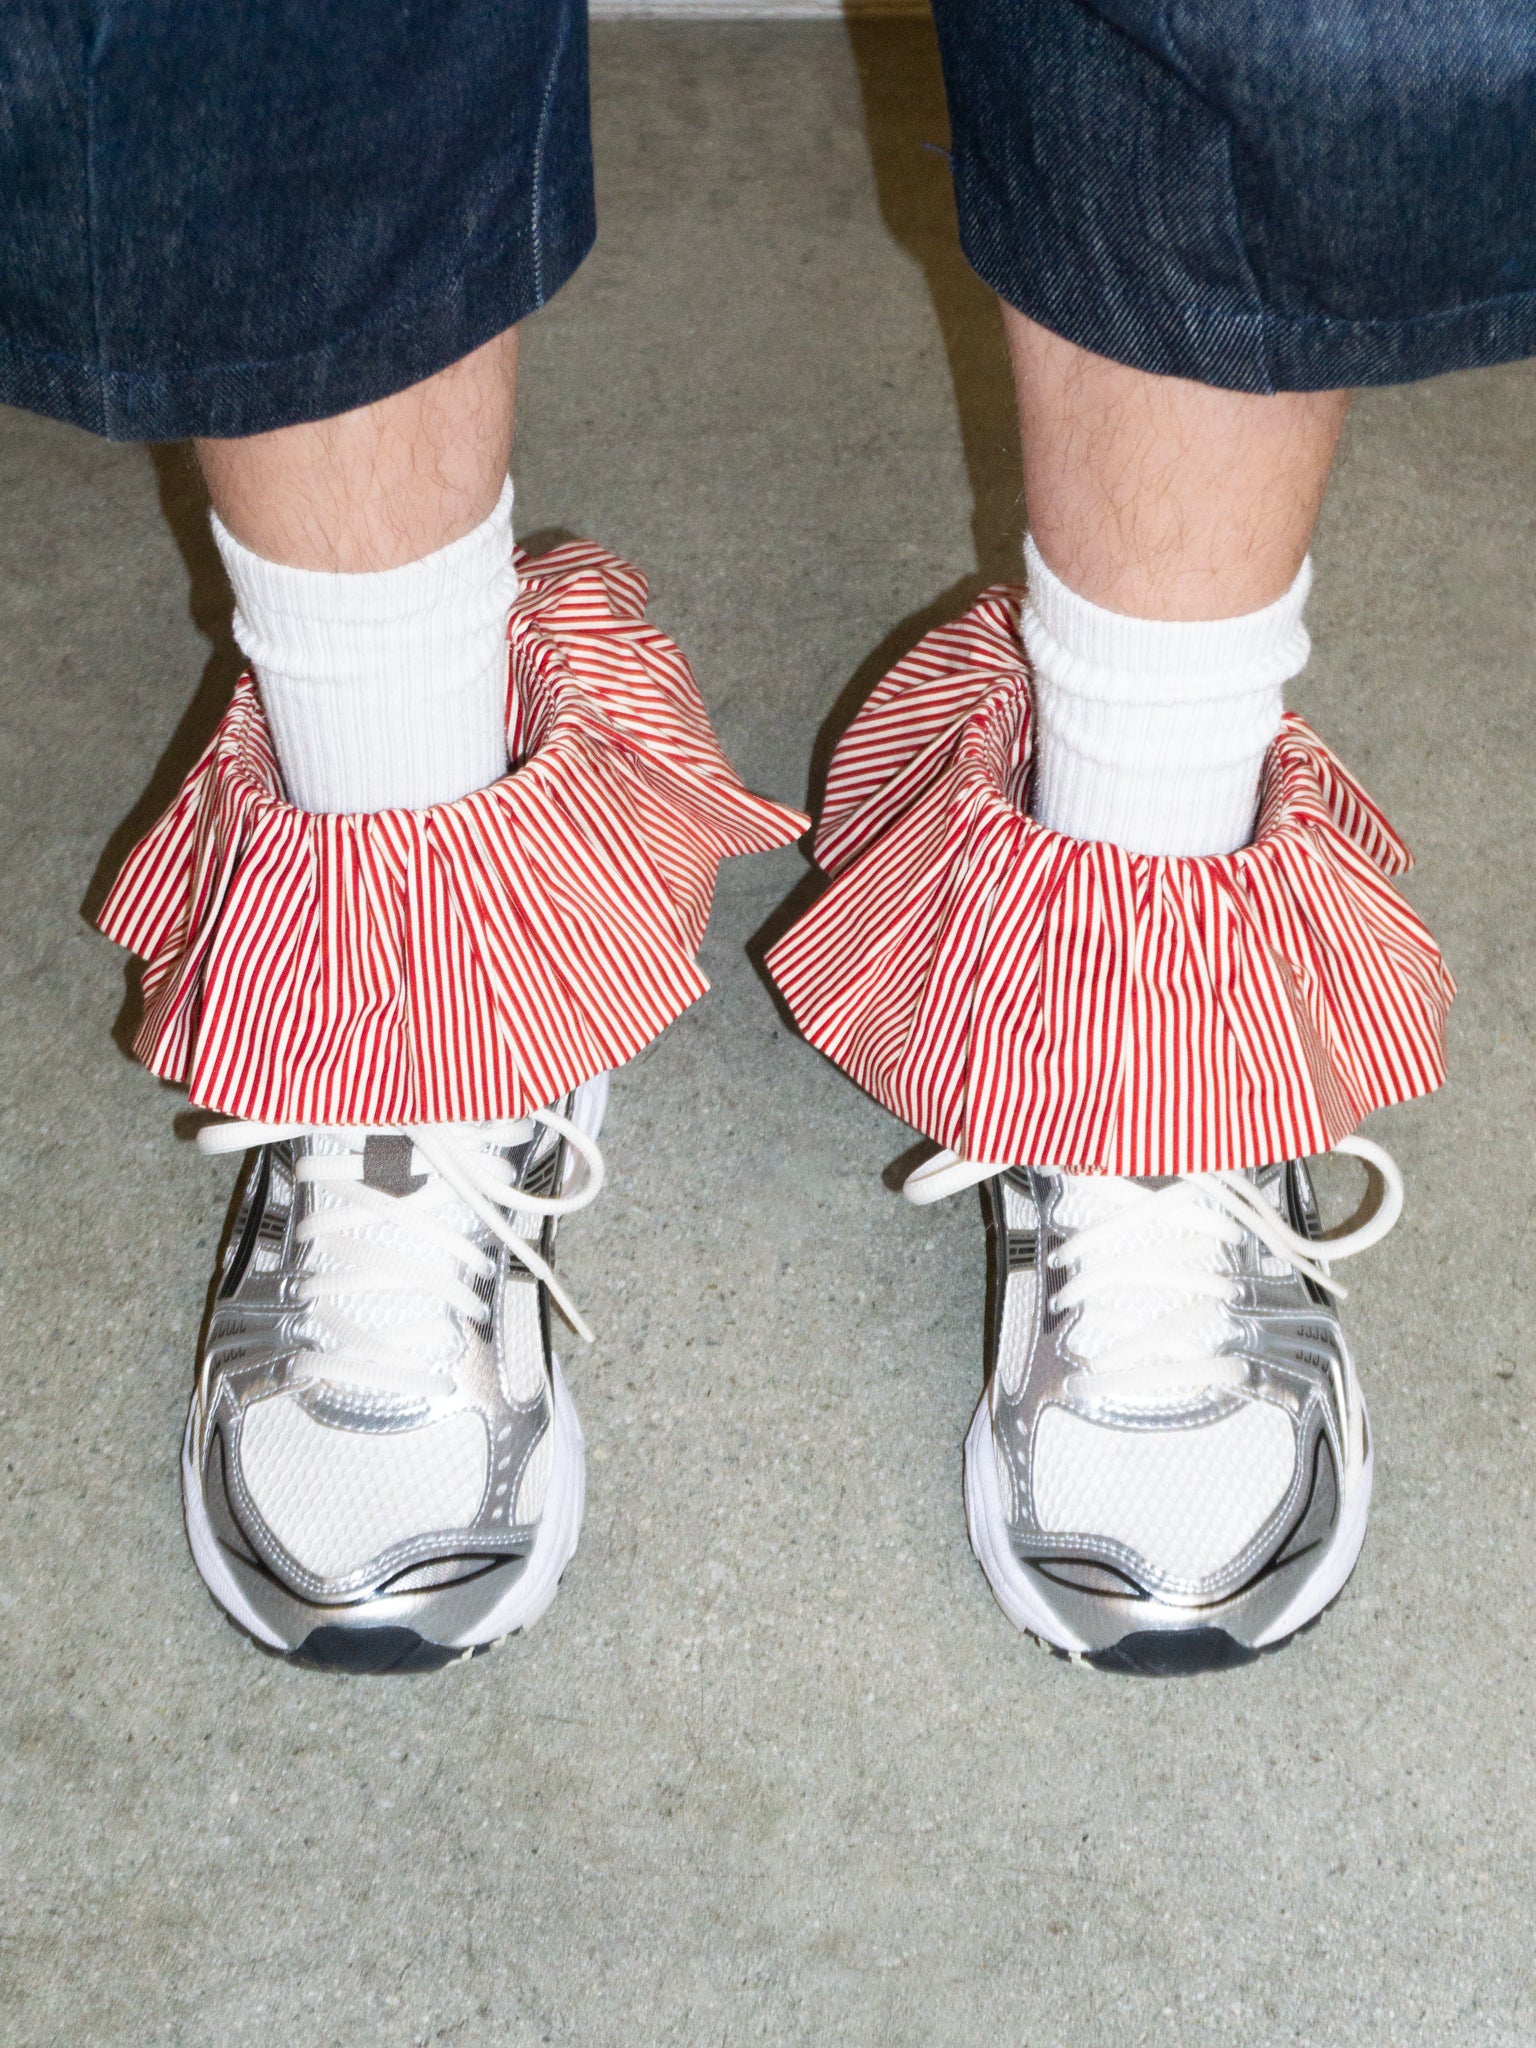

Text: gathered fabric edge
xmin=98 ymin=540 xmax=808 ymax=1125
xmin=766 ymin=585 xmax=1454 ymax=1177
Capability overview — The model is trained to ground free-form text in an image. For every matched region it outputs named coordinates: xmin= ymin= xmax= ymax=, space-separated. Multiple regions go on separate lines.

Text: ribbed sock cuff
xmin=1021 ymin=539 xmax=1312 ymax=857
xmin=212 ymin=478 xmax=519 ymax=814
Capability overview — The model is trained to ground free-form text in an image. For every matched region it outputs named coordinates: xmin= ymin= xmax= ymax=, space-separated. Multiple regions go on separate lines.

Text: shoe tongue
xmin=307 ymin=1128 xmax=515 ymax=1212
xmin=298 ymin=1132 xmax=513 ymax=1370
xmin=1053 ymin=1167 xmax=1280 ymax=1233
xmin=1053 ymin=1173 xmax=1155 ymax=1232
xmin=1053 ymin=1173 xmax=1234 ymax=1378
xmin=306 ymin=1133 xmax=467 ymax=1229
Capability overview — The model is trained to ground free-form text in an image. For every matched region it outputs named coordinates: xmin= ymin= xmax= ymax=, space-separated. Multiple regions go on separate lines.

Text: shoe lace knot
xmin=198 ymin=1108 xmax=604 ymax=1402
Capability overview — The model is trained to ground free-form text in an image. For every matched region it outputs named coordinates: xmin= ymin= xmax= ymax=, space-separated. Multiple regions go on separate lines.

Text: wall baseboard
xmin=589 ymin=0 xmax=928 ymax=17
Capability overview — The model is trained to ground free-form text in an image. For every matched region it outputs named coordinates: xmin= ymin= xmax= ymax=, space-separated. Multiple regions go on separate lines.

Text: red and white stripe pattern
xmin=99 ymin=542 xmax=807 ymax=1125
xmin=767 ymin=587 xmax=1455 ymax=1177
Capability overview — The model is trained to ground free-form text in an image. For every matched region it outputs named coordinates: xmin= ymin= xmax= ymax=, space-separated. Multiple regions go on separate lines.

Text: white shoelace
xmin=904 ymin=1135 xmax=1403 ymax=1402
xmin=199 ymin=1108 xmax=605 ymax=1402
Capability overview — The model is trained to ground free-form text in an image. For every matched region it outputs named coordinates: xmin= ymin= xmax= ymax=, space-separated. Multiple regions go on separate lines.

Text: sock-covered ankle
xmin=1021 ymin=537 xmax=1312 ymax=857
xmin=212 ymin=478 xmax=519 ymax=813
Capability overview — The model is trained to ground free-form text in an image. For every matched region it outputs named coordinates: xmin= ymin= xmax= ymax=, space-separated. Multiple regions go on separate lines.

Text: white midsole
xmin=963 ymin=1361 xmax=1374 ymax=1656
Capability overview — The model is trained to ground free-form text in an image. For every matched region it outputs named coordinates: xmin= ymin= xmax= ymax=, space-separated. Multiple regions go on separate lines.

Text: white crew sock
xmin=211 ymin=478 xmax=519 ymax=813
xmin=1021 ymin=536 xmax=1313 ymax=857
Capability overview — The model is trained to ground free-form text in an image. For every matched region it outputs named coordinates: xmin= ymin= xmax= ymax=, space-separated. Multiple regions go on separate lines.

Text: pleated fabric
xmin=99 ymin=541 xmax=807 ymax=1124
xmin=766 ymin=587 xmax=1454 ymax=1176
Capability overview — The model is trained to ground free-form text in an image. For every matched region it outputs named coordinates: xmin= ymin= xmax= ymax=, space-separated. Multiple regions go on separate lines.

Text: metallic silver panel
xmin=982 ymin=1160 xmax=1359 ymax=1653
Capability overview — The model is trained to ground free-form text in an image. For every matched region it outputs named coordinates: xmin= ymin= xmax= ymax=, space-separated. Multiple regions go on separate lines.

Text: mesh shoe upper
xmin=194 ymin=1113 xmax=579 ymax=1605
xmin=986 ymin=1161 xmax=1356 ymax=1606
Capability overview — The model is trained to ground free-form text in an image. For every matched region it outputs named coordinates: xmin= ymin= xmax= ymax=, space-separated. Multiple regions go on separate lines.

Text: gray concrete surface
xmin=2 ymin=23 xmax=1534 ymax=2048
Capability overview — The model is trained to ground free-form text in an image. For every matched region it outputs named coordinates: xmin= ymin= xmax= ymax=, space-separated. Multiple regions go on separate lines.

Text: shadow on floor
xmin=82 ymin=442 xmax=242 ymax=1051
xmin=751 ymin=14 xmax=1024 ymax=973
xmin=847 ymin=13 xmax=1023 ymax=588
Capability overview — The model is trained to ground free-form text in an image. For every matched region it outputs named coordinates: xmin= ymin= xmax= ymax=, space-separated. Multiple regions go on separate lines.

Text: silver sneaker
xmin=907 ymin=1137 xmax=1402 ymax=1674
xmin=182 ymin=1075 xmax=609 ymax=1672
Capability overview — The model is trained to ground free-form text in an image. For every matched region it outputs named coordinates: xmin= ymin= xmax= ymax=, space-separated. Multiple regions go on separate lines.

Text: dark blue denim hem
xmin=0 ymin=215 xmax=596 ymax=443
xmin=936 ymin=0 xmax=1536 ymax=394
xmin=957 ymin=191 xmax=1536 ymax=394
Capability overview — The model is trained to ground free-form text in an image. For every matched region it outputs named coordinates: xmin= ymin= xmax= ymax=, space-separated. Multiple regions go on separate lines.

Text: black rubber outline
xmin=291 ymin=1625 xmax=486 ymax=1675
xmin=1086 ymin=1627 xmax=1260 ymax=1676
xmin=218 ymin=1148 xmax=272 ymax=1300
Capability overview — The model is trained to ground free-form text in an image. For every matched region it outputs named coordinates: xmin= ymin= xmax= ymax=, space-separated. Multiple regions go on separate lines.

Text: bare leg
xmin=194 ymin=326 xmax=523 ymax=813
xmin=1004 ymin=306 xmax=1348 ymax=619
xmin=194 ymin=326 xmax=519 ymax=572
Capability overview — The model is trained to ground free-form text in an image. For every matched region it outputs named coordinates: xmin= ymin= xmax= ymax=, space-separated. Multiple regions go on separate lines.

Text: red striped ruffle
xmin=766 ymin=587 xmax=1454 ymax=1176
xmin=99 ymin=541 xmax=807 ymax=1124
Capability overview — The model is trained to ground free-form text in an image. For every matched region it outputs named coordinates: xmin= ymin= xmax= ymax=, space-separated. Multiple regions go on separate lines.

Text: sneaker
xmin=906 ymin=1137 xmax=1402 ymax=1674
xmin=182 ymin=1074 xmax=609 ymax=1672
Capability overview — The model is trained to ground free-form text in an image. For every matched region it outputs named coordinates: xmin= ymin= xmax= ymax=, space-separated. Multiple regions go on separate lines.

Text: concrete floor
xmin=3 ymin=23 xmax=1535 ymax=2048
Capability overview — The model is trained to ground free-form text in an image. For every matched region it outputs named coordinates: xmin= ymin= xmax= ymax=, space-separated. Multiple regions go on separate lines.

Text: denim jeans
xmin=932 ymin=0 xmax=1536 ymax=390
xmin=4 ymin=2 xmax=1534 ymax=438
xmin=0 ymin=0 xmax=594 ymax=439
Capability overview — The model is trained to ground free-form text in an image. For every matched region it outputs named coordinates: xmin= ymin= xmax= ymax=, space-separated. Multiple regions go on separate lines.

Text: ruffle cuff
xmin=99 ymin=541 xmax=807 ymax=1124
xmin=765 ymin=587 xmax=1454 ymax=1176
